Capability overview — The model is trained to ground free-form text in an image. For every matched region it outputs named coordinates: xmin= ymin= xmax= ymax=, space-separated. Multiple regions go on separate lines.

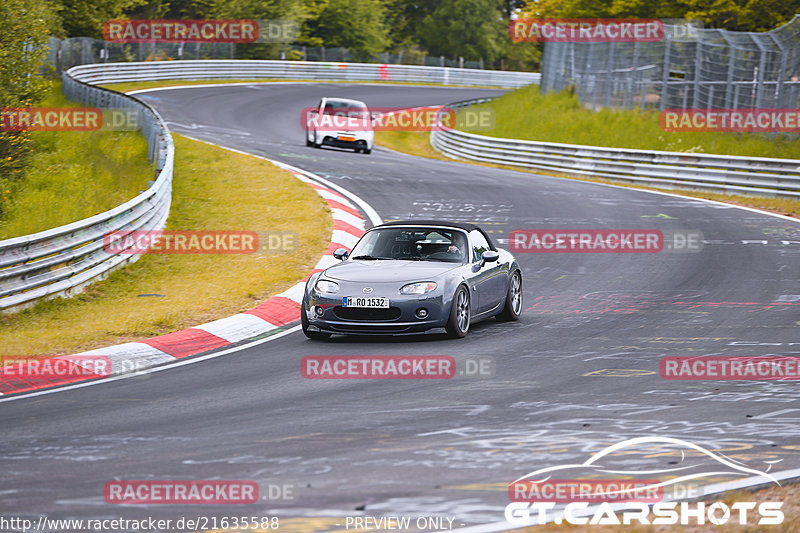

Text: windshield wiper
xmin=351 ymin=255 xmax=391 ymax=260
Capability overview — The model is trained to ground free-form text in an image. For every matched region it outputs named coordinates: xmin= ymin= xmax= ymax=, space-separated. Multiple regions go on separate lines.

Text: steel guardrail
xmin=66 ymin=60 xmax=540 ymax=88
xmin=0 ymin=69 xmax=174 ymax=312
xmin=432 ymin=98 xmax=800 ymax=198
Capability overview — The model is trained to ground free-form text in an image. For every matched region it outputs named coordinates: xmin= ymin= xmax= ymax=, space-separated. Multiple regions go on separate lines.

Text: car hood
xmin=323 ymin=260 xmax=461 ymax=283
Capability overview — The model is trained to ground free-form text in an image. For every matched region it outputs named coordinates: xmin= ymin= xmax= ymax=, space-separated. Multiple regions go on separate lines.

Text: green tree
xmin=0 ymin=0 xmax=57 ymax=193
xmin=383 ymin=0 xmax=438 ymax=49
xmin=521 ymin=0 xmax=798 ymax=32
xmin=418 ymin=0 xmax=506 ymax=63
xmin=56 ymin=0 xmax=146 ymax=38
xmin=306 ymin=0 xmax=390 ymax=58
xmin=739 ymin=0 xmax=799 ymax=32
xmin=211 ymin=0 xmax=307 ymax=58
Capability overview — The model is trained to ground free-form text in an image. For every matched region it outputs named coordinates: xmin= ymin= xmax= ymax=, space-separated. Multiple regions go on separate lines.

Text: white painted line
xmin=754 ymin=408 xmax=800 ymax=419
xmin=0 ymin=327 xmax=301 ymax=403
xmin=274 ymin=161 xmax=382 ymax=227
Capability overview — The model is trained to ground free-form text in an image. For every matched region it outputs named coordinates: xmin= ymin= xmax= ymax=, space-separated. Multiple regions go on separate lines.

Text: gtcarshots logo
xmin=509 ymin=18 xmax=664 ymax=42
xmin=104 ymin=480 xmax=258 ymax=504
xmin=505 ymin=437 xmax=784 ymax=527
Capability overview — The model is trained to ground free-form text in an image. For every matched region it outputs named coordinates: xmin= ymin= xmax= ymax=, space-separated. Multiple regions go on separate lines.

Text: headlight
xmin=314 ymin=279 xmax=339 ymax=294
xmin=400 ymin=282 xmax=437 ymax=295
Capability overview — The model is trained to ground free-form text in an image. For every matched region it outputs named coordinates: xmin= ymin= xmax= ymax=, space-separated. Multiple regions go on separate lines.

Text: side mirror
xmin=333 ymin=248 xmax=349 ymax=260
xmin=480 ymin=250 xmax=499 ymax=266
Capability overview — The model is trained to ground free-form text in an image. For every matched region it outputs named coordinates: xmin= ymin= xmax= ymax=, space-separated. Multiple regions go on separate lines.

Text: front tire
xmin=301 ymin=306 xmax=331 ymax=340
xmin=497 ymin=270 xmax=522 ymax=321
xmin=363 ymin=148 xmax=372 ymax=154
xmin=446 ymin=285 xmax=471 ymax=338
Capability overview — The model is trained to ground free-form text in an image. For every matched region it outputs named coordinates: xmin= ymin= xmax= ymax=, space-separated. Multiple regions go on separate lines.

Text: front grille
xmin=333 ymin=306 xmax=402 ymax=321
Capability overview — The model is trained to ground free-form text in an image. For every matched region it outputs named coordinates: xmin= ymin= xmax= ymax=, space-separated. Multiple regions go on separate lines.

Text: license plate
xmin=343 ymin=297 xmax=389 ymax=308
xmin=338 ymin=135 xmax=356 ymax=142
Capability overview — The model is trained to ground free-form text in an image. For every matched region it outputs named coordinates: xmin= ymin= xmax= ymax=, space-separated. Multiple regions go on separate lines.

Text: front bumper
xmin=321 ymin=135 xmax=370 ymax=150
xmin=305 ymin=291 xmax=447 ymax=335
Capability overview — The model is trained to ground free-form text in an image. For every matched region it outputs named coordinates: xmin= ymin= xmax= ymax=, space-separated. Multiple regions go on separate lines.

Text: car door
xmin=467 ymin=229 xmax=504 ymax=314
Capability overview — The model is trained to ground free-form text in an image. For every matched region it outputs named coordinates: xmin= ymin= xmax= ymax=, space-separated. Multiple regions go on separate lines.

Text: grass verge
xmin=0 ymin=85 xmax=153 ymax=239
xmin=463 ymin=85 xmax=800 ymax=160
xmin=0 ymin=134 xmax=331 ymax=356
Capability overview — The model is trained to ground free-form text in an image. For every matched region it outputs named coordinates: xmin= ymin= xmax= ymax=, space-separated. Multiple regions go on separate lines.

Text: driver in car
xmin=446 ymin=232 xmax=467 ymax=259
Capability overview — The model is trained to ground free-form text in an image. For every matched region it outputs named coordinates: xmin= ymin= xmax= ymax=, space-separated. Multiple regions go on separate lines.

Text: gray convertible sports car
xmin=301 ymin=220 xmax=522 ymax=339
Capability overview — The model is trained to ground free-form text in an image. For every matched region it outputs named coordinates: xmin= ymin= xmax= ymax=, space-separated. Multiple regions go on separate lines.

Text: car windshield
xmin=322 ymin=100 xmax=369 ymax=119
xmin=350 ymin=227 xmax=468 ymax=263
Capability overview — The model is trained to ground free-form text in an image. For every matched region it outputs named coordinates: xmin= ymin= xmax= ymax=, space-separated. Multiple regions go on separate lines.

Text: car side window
xmin=469 ymin=230 xmax=490 ymax=262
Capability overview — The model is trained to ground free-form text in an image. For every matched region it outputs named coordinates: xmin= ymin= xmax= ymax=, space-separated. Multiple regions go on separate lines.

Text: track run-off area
xmin=2 ymin=82 xmax=800 ymax=530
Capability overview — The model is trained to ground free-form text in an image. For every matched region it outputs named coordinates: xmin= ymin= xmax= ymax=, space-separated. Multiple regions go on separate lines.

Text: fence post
xmin=604 ymin=43 xmax=615 ymax=108
xmin=724 ymin=44 xmax=736 ymax=108
xmin=692 ymin=40 xmax=703 ymax=108
xmin=754 ymin=36 xmax=768 ymax=108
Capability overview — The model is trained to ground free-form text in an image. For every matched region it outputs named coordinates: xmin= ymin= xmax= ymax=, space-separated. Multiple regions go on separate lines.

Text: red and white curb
xmin=0 ymin=158 xmax=379 ymax=396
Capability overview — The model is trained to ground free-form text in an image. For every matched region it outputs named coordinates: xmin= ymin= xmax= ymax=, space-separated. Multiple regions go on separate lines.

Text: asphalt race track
xmin=2 ymin=82 xmax=800 ymax=530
